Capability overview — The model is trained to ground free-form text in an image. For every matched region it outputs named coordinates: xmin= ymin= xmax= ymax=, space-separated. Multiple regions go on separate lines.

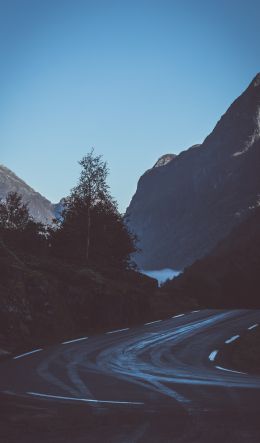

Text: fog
xmin=140 ymin=268 xmax=182 ymax=286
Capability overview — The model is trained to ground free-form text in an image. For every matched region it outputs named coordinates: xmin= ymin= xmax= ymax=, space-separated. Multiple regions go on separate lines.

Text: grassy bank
xmin=0 ymin=242 xmax=197 ymax=356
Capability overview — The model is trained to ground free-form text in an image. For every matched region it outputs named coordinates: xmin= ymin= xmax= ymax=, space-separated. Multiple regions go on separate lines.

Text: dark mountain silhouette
xmin=162 ymin=206 xmax=260 ymax=308
xmin=126 ymin=73 xmax=260 ymax=270
xmin=0 ymin=165 xmax=62 ymax=223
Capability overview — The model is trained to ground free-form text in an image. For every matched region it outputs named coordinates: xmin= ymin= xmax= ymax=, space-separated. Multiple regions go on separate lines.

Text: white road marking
xmin=62 ymin=337 xmax=88 ymax=345
xmin=13 ymin=348 xmax=43 ymax=360
xmin=209 ymin=350 xmax=218 ymax=361
xmin=248 ymin=324 xmax=258 ymax=330
xmin=215 ymin=366 xmax=246 ymax=375
xmin=191 ymin=310 xmax=200 ymax=313
xmin=106 ymin=328 xmax=130 ymax=334
xmin=172 ymin=314 xmax=184 ymax=318
xmin=144 ymin=320 xmax=162 ymax=326
xmin=225 ymin=335 xmax=240 ymax=344
xmin=27 ymin=391 xmax=144 ymax=405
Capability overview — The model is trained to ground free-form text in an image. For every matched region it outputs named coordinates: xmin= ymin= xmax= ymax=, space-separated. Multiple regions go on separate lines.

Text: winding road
xmin=1 ymin=309 xmax=260 ymax=442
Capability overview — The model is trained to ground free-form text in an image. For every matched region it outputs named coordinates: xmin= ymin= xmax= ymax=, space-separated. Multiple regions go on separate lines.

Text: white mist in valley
xmin=140 ymin=268 xmax=182 ymax=286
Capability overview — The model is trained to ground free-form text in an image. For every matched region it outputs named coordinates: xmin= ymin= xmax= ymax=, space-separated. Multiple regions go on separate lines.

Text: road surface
xmin=1 ymin=309 xmax=260 ymax=442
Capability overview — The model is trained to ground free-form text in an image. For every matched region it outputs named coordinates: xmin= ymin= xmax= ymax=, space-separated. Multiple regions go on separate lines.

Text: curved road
xmin=1 ymin=309 xmax=260 ymax=442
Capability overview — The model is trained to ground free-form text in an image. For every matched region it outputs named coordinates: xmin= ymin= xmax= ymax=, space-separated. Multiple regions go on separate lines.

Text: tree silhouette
xmin=73 ymin=149 xmax=110 ymax=261
xmin=0 ymin=191 xmax=46 ymax=254
xmin=51 ymin=150 xmax=137 ymax=268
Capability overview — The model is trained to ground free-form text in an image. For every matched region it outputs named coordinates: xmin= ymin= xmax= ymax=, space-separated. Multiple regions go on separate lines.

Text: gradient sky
xmin=1 ymin=0 xmax=260 ymax=212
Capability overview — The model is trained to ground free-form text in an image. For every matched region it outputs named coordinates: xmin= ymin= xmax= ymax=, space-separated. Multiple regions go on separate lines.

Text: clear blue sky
xmin=1 ymin=0 xmax=259 ymax=212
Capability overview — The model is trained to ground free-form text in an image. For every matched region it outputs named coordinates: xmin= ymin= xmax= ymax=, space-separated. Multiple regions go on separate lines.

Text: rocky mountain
xmin=0 ymin=165 xmax=61 ymax=224
xmin=126 ymin=73 xmax=260 ymax=270
xmin=153 ymin=154 xmax=176 ymax=168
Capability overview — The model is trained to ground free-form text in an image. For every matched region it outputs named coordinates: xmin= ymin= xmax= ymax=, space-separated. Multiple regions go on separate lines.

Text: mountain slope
xmin=126 ymin=73 xmax=260 ymax=270
xmin=0 ymin=165 xmax=56 ymax=224
xmin=162 ymin=206 xmax=260 ymax=308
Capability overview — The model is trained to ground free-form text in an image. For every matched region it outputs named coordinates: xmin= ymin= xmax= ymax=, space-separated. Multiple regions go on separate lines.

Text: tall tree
xmin=52 ymin=150 xmax=137 ymax=268
xmin=70 ymin=149 xmax=110 ymax=262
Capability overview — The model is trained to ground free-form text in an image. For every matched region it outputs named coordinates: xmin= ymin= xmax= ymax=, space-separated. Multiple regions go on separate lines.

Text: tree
xmin=0 ymin=192 xmax=30 ymax=230
xmin=89 ymin=198 xmax=137 ymax=268
xmin=0 ymin=191 xmax=47 ymax=254
xmin=51 ymin=150 xmax=137 ymax=268
xmin=68 ymin=149 xmax=110 ymax=262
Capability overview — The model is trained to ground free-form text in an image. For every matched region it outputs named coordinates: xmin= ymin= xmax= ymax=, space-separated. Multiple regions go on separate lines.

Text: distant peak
xmin=249 ymin=73 xmax=260 ymax=89
xmin=153 ymin=154 xmax=176 ymax=168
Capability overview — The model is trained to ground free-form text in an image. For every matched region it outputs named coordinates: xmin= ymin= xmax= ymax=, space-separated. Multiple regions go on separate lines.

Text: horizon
xmin=1 ymin=0 xmax=260 ymax=211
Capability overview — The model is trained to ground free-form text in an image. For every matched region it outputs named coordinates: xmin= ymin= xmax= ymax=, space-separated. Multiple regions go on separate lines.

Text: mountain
xmin=162 ymin=206 xmax=260 ymax=308
xmin=0 ymin=165 xmax=57 ymax=224
xmin=126 ymin=73 xmax=260 ymax=270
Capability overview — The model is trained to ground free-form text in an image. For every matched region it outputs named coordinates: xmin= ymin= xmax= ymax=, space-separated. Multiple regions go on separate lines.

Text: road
xmin=1 ymin=309 xmax=260 ymax=442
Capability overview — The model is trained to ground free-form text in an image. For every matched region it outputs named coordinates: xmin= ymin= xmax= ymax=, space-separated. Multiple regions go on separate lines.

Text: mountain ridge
xmin=126 ymin=73 xmax=260 ymax=270
xmin=0 ymin=164 xmax=60 ymax=224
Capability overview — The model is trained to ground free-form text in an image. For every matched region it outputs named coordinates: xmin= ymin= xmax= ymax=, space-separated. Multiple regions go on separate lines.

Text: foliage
xmin=0 ymin=192 xmax=47 ymax=254
xmin=0 ymin=192 xmax=29 ymax=230
xmin=51 ymin=150 xmax=137 ymax=268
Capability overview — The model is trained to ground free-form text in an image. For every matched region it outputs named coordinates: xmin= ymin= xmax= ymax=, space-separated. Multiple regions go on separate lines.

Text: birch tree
xmin=70 ymin=149 xmax=110 ymax=262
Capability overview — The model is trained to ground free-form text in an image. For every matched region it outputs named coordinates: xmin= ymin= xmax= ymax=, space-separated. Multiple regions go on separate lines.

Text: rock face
xmin=126 ymin=73 xmax=260 ymax=270
xmin=153 ymin=154 xmax=177 ymax=168
xmin=0 ymin=165 xmax=59 ymax=224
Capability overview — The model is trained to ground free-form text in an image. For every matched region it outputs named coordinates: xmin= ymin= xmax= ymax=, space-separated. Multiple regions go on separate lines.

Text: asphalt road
xmin=1 ymin=309 xmax=260 ymax=442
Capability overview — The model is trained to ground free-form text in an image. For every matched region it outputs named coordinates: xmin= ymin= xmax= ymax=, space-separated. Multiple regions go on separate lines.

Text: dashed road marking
xmin=13 ymin=349 xmax=43 ymax=360
xmin=209 ymin=350 xmax=218 ymax=361
xmin=172 ymin=314 xmax=184 ymax=318
xmin=248 ymin=324 xmax=258 ymax=330
xmin=225 ymin=335 xmax=240 ymax=344
xmin=144 ymin=320 xmax=162 ymax=326
xmin=62 ymin=337 xmax=88 ymax=345
xmin=106 ymin=328 xmax=130 ymax=334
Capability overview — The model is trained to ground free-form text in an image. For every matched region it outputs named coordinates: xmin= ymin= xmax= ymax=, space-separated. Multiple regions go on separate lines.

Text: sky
xmin=1 ymin=0 xmax=260 ymax=212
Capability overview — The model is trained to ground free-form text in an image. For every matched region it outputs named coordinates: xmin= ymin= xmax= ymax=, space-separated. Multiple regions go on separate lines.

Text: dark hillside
xmin=0 ymin=241 xmax=158 ymax=355
xmin=162 ymin=207 xmax=260 ymax=308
